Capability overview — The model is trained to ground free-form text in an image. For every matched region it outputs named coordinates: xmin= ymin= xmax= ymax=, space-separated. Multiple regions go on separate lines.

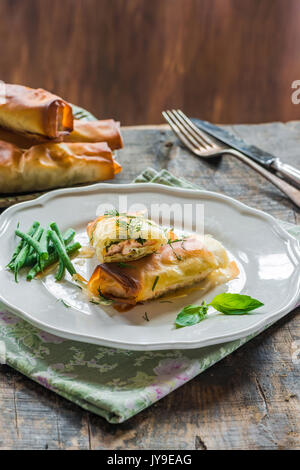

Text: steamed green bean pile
xmin=7 ymin=221 xmax=81 ymax=282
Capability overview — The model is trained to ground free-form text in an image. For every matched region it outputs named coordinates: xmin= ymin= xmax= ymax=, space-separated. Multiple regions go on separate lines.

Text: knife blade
xmin=192 ymin=118 xmax=276 ymax=167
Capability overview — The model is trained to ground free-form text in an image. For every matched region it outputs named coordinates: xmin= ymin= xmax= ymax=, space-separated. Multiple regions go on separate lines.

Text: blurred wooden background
xmin=0 ymin=0 xmax=300 ymax=125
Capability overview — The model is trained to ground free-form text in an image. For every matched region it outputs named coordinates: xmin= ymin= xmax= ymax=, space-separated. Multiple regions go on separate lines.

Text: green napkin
xmin=0 ymin=168 xmax=299 ymax=423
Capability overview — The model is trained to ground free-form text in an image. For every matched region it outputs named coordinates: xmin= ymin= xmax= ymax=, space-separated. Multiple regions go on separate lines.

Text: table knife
xmin=193 ymin=119 xmax=300 ymax=188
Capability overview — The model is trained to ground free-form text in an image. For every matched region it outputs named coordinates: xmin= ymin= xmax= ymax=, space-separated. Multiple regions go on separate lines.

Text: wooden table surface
xmin=2 ymin=0 xmax=300 ymax=125
xmin=0 ymin=122 xmax=299 ymax=450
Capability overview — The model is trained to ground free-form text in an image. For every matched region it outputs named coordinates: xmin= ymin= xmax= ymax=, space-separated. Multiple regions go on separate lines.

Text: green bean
xmin=62 ymin=228 xmax=75 ymax=246
xmin=39 ymin=226 xmax=49 ymax=261
xmin=15 ymin=229 xmax=45 ymax=261
xmin=48 ymin=230 xmax=76 ymax=277
xmin=47 ymin=228 xmax=74 ymax=251
xmin=24 ymin=228 xmax=75 ymax=267
xmin=56 ymin=259 xmax=66 ymax=281
xmin=14 ymin=244 xmax=30 ymax=282
xmin=49 ymin=223 xmax=63 ymax=240
xmin=25 ymin=227 xmax=44 ymax=263
xmin=13 ymin=226 xmax=43 ymax=281
xmin=53 ymin=227 xmax=75 ymax=280
xmin=7 ymin=221 xmax=40 ymax=269
xmin=50 ymin=223 xmax=65 ymax=280
xmin=27 ymin=242 xmax=81 ymax=281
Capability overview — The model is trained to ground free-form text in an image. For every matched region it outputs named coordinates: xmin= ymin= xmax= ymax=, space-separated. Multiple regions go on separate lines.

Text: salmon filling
xmin=106 ymin=239 xmax=156 ymax=256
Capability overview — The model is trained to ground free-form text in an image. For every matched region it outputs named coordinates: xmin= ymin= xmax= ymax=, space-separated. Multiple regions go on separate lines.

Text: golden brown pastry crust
xmin=0 ymin=119 xmax=123 ymax=151
xmin=0 ymin=84 xmax=73 ymax=138
xmin=63 ymin=119 xmax=123 ymax=150
xmin=0 ymin=126 xmax=49 ymax=149
xmin=88 ymin=236 xmax=237 ymax=306
xmin=0 ymin=140 xmax=121 ymax=194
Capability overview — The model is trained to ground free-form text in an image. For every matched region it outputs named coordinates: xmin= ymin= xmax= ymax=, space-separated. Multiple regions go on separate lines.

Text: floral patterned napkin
xmin=0 ymin=168 xmax=299 ymax=423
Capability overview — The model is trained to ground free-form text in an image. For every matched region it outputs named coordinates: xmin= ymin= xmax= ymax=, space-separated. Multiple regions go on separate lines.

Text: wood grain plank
xmin=1 ymin=0 xmax=300 ymax=124
xmin=0 ymin=366 xmax=90 ymax=449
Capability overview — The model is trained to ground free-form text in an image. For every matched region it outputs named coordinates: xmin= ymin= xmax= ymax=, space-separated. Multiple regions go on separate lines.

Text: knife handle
xmin=227 ymin=149 xmax=300 ymax=209
xmin=271 ymin=159 xmax=300 ymax=189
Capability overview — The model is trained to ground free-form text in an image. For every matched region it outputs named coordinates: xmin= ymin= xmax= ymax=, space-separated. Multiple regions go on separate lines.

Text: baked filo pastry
xmin=0 ymin=84 xmax=73 ymax=139
xmin=0 ymin=126 xmax=46 ymax=149
xmin=87 ymin=213 xmax=168 ymax=263
xmin=0 ymin=140 xmax=121 ymax=194
xmin=88 ymin=235 xmax=240 ymax=305
xmin=0 ymin=119 xmax=123 ymax=150
xmin=63 ymin=119 xmax=123 ymax=150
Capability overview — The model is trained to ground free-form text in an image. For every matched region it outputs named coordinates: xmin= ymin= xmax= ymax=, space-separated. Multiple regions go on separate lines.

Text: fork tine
xmin=165 ymin=110 xmax=204 ymax=149
xmin=163 ymin=110 xmax=202 ymax=150
xmin=162 ymin=111 xmax=200 ymax=155
xmin=174 ymin=109 xmax=216 ymax=148
xmin=171 ymin=109 xmax=211 ymax=149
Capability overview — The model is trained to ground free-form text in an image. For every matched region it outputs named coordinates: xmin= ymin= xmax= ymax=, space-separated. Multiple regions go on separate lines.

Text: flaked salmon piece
xmin=107 ymin=238 xmax=155 ymax=256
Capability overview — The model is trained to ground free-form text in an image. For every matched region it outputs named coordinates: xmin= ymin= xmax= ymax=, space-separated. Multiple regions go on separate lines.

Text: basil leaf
xmin=210 ymin=293 xmax=264 ymax=315
xmin=175 ymin=302 xmax=208 ymax=328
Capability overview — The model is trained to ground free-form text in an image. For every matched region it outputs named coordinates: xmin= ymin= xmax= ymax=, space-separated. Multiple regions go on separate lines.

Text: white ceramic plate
xmin=0 ymin=183 xmax=299 ymax=350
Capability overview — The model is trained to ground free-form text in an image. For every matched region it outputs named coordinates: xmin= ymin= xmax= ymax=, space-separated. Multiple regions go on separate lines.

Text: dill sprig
xmin=142 ymin=312 xmax=150 ymax=322
xmin=152 ymin=275 xmax=159 ymax=291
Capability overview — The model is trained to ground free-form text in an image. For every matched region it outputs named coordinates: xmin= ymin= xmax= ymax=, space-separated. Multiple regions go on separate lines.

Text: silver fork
xmin=162 ymin=109 xmax=300 ymax=209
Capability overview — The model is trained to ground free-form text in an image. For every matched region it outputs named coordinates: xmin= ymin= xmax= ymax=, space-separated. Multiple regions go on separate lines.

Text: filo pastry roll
xmin=0 ymin=141 xmax=121 ymax=194
xmin=0 ymin=119 xmax=123 ymax=151
xmin=0 ymin=126 xmax=45 ymax=149
xmin=63 ymin=119 xmax=123 ymax=150
xmin=87 ymin=213 xmax=168 ymax=263
xmin=0 ymin=84 xmax=73 ymax=138
xmin=88 ymin=235 xmax=240 ymax=305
